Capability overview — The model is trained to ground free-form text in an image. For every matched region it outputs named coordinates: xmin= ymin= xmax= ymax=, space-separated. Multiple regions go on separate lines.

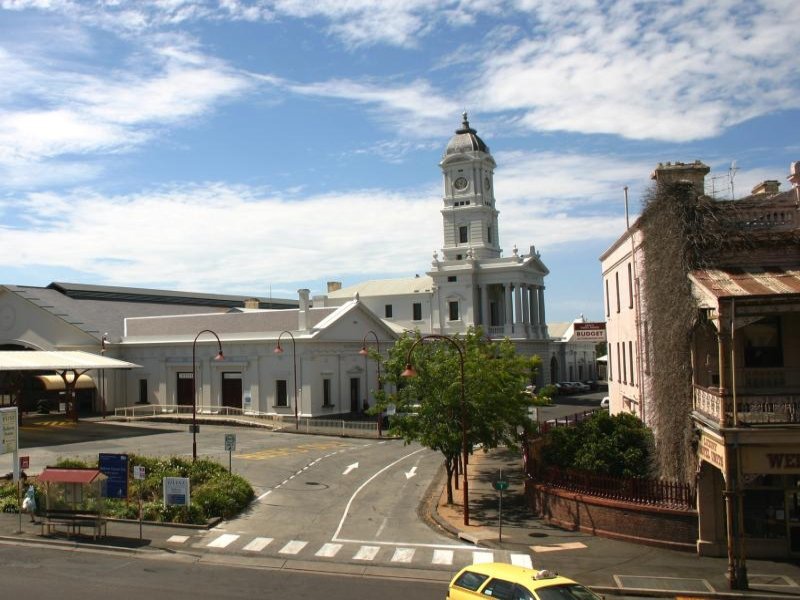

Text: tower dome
xmin=444 ymin=111 xmax=489 ymax=156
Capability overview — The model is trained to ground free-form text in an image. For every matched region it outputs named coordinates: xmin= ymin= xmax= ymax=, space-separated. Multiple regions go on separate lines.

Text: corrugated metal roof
xmin=0 ymin=351 xmax=140 ymax=371
xmin=38 ymin=468 xmax=107 ymax=484
xmin=691 ymin=267 xmax=800 ymax=298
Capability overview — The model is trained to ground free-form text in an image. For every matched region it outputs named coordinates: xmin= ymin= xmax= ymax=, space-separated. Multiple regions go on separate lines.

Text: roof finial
xmin=462 ymin=110 xmax=469 ymax=129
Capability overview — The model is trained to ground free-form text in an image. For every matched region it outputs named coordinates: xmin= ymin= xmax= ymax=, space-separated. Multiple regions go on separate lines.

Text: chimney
xmin=650 ymin=160 xmax=710 ymax=196
xmin=243 ymin=298 xmax=260 ymax=309
xmin=298 ymin=288 xmax=310 ymax=331
xmin=751 ymin=180 xmax=781 ymax=196
xmin=327 ymin=281 xmax=342 ymax=293
xmin=789 ymin=161 xmax=800 ymax=204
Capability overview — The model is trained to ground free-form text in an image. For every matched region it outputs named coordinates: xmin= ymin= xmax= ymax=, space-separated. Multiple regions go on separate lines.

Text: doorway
xmin=177 ymin=372 xmax=193 ymax=406
xmin=221 ymin=372 xmax=242 ymax=410
xmin=350 ymin=377 xmax=360 ymax=412
xmin=788 ymin=490 xmax=800 ymax=554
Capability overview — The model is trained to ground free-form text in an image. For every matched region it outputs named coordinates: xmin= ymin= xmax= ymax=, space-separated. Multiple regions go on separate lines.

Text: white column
xmin=531 ymin=286 xmax=541 ymax=336
xmin=522 ymin=285 xmax=530 ymax=337
xmin=514 ymin=284 xmax=523 ymax=331
xmin=504 ymin=283 xmax=513 ymax=334
xmin=481 ymin=284 xmax=489 ymax=328
xmin=538 ymin=287 xmax=547 ymax=333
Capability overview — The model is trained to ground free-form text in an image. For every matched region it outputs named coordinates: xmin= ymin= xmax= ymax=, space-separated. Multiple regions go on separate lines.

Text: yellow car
xmin=446 ymin=562 xmax=601 ymax=600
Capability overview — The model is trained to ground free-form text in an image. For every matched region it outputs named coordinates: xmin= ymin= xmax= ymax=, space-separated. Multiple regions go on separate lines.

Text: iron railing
xmin=113 ymin=404 xmax=381 ymax=438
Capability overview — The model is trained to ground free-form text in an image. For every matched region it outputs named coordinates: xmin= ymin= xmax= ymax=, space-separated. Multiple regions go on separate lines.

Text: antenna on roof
xmin=729 ymin=160 xmax=738 ymax=200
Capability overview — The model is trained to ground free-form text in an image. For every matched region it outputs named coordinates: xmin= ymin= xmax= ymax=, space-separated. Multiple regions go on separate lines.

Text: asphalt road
xmin=0 ymin=543 xmax=445 ymax=600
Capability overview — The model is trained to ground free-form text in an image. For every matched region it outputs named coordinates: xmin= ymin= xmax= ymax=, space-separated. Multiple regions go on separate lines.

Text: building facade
xmin=600 ymin=160 xmax=800 ymax=570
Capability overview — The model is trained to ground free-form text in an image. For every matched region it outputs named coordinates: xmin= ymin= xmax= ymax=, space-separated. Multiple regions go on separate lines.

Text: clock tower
xmin=439 ymin=112 xmax=500 ymax=261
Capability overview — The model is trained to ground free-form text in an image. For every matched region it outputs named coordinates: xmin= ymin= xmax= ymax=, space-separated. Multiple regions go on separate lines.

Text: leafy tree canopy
xmin=371 ymin=328 xmax=539 ymax=460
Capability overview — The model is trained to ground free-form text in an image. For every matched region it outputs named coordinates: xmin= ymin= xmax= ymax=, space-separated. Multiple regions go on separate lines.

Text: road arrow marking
xmin=405 ymin=466 xmax=417 ymax=479
xmin=343 ymin=462 xmax=359 ymax=475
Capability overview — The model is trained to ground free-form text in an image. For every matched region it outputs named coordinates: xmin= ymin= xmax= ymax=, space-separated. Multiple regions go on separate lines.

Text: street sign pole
xmin=224 ymin=433 xmax=236 ymax=473
xmin=493 ymin=470 xmax=509 ymax=542
xmin=1 ymin=407 xmax=20 ymax=533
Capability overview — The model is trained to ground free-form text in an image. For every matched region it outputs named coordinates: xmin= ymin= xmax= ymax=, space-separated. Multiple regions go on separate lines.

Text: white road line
xmin=510 ymin=553 xmax=533 ymax=568
xmin=473 ymin=551 xmax=494 ymax=564
xmin=243 ymin=537 xmax=273 ymax=552
xmin=432 ymin=549 xmax=454 ymax=565
xmin=391 ymin=548 xmax=415 ymax=563
xmin=353 ymin=545 xmax=380 ymax=561
xmin=332 ymin=447 xmax=426 ymax=541
xmin=257 ymin=490 xmax=272 ymax=501
xmin=332 ymin=537 xmax=472 ymax=550
xmin=279 ymin=540 xmax=308 ymax=555
xmin=207 ymin=534 xmax=240 ymax=548
xmin=315 ymin=543 xmax=343 ymax=557
xmin=375 ymin=517 xmax=388 ymax=538
xmin=166 ymin=535 xmax=189 ymax=544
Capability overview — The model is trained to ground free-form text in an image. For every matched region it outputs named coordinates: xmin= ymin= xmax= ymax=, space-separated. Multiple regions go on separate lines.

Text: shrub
xmin=44 ymin=455 xmax=255 ymax=524
xmin=542 ymin=411 xmax=653 ymax=478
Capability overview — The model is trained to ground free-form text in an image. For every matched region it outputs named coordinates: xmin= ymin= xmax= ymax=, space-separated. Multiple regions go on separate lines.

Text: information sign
xmin=1 ymin=407 xmax=17 ymax=455
xmin=224 ymin=433 xmax=236 ymax=452
xmin=163 ymin=477 xmax=190 ymax=506
xmin=493 ymin=480 xmax=509 ymax=491
xmin=19 ymin=456 xmax=29 ymax=470
xmin=133 ymin=465 xmax=146 ymax=480
xmin=99 ymin=453 xmax=129 ymax=498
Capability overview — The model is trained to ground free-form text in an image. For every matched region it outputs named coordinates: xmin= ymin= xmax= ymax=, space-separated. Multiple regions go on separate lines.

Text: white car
xmin=601 ymin=396 xmax=610 ymax=408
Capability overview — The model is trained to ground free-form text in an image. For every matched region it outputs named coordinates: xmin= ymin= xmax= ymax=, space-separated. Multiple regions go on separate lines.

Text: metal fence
xmin=113 ymin=404 xmax=381 ymax=438
xmin=537 ymin=465 xmax=696 ymax=510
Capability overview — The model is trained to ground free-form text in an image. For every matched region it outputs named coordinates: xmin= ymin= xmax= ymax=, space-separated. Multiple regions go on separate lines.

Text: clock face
xmin=453 ymin=176 xmax=469 ymax=191
xmin=484 ymin=177 xmax=491 ymax=190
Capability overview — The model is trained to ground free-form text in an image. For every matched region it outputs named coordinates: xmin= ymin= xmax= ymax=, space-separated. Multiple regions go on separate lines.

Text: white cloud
xmin=474 ymin=0 xmax=800 ymax=141
xmin=0 ymin=32 xmax=251 ymax=180
xmin=0 ymin=149 xmax=644 ymax=292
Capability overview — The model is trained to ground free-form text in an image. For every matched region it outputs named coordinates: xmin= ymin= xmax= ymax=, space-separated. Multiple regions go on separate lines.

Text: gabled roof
xmin=2 ymin=283 xmax=297 ymax=342
xmin=38 ymin=467 xmax=107 ymax=484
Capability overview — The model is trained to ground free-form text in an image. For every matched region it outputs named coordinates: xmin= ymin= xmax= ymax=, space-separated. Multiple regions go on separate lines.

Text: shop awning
xmin=0 ymin=351 xmax=139 ymax=371
xmin=35 ymin=374 xmax=95 ymax=391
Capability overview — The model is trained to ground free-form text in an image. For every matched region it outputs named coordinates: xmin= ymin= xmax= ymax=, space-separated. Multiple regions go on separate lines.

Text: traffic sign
xmin=224 ymin=433 xmax=236 ymax=452
xmin=493 ymin=480 xmax=509 ymax=491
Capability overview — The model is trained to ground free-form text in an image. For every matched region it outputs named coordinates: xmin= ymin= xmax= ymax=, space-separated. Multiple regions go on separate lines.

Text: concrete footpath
xmin=430 ymin=447 xmax=800 ymax=598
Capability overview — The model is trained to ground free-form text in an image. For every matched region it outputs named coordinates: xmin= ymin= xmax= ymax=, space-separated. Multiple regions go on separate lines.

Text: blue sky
xmin=1 ymin=0 xmax=798 ymax=323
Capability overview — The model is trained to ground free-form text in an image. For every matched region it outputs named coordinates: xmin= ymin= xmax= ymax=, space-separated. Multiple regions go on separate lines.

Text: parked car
xmin=567 ymin=381 xmax=591 ymax=393
xmin=555 ymin=382 xmax=576 ymax=395
xmin=447 ymin=562 xmax=601 ymax=600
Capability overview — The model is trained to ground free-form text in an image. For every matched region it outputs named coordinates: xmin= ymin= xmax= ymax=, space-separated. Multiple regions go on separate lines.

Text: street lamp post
xmin=401 ymin=334 xmax=470 ymax=526
xmin=192 ymin=330 xmax=224 ymax=462
xmin=359 ymin=330 xmax=382 ymax=437
xmin=274 ymin=331 xmax=298 ymax=430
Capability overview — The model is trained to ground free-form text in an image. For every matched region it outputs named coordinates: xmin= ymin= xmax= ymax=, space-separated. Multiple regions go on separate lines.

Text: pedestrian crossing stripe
xmin=243 ymin=537 xmax=273 ymax=552
xmin=21 ymin=420 xmax=76 ymax=429
xmin=353 ymin=545 xmax=379 ymax=560
xmin=279 ymin=540 xmax=308 ymax=554
xmin=199 ymin=533 xmax=534 ymax=569
xmin=315 ymin=543 xmax=342 ymax=558
xmin=207 ymin=533 xmax=239 ymax=548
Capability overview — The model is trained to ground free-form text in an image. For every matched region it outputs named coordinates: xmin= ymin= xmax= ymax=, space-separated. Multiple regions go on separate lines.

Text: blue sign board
xmin=99 ymin=453 xmax=129 ymax=499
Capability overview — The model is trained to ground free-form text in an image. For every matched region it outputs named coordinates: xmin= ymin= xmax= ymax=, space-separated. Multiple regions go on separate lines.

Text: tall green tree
xmin=370 ymin=328 xmax=539 ymax=504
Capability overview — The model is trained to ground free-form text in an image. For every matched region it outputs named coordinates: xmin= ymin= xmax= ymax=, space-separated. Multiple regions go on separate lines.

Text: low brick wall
xmin=528 ymin=480 xmax=698 ymax=551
